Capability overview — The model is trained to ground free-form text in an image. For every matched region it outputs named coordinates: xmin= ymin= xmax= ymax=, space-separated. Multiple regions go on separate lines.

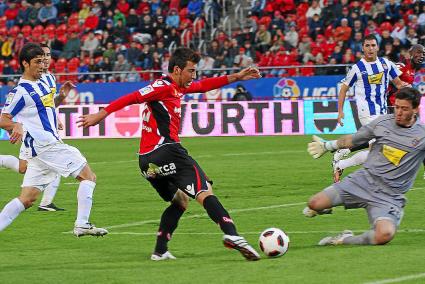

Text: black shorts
xmin=139 ymin=143 xmax=211 ymax=201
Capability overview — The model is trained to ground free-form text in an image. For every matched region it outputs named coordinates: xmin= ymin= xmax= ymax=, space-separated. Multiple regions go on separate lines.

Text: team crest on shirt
xmin=139 ymin=85 xmax=154 ymax=96
xmin=412 ymin=138 xmax=420 ymax=147
xmin=382 ymin=63 xmax=388 ymax=70
xmin=368 ymin=72 xmax=384 ymax=84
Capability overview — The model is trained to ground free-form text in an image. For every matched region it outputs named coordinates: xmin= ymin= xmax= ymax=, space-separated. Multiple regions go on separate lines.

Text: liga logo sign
xmin=273 ymin=78 xmax=301 ymax=100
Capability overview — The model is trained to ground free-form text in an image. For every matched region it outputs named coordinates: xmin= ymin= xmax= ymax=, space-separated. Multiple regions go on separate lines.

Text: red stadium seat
xmin=68 ymin=57 xmax=80 ymax=67
xmin=32 ymin=25 xmax=44 ymax=41
xmin=68 ymin=13 xmax=79 ymax=26
xmin=0 ymin=59 xmax=4 ymax=73
xmin=57 ymin=24 xmax=67 ymax=37
xmin=9 ymin=59 xmax=19 ymax=72
xmin=0 ymin=16 xmax=6 ymax=28
xmin=8 ymin=25 xmax=20 ymax=37
xmin=21 ymin=25 xmax=32 ymax=37
xmin=45 ymin=24 xmax=56 ymax=39
xmin=0 ymin=26 xmax=7 ymax=36
xmin=57 ymin=34 xmax=68 ymax=43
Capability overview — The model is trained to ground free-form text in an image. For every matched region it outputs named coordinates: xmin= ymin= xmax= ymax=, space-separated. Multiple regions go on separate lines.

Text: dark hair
xmin=39 ymin=43 xmax=50 ymax=50
xmin=168 ymin=47 xmax=201 ymax=73
xmin=19 ymin=43 xmax=44 ymax=70
xmin=362 ymin=34 xmax=378 ymax=45
xmin=395 ymin=87 xmax=422 ymax=108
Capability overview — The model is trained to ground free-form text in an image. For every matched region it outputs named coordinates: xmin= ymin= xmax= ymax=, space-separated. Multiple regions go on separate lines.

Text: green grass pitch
xmin=1 ymin=136 xmax=425 ymax=283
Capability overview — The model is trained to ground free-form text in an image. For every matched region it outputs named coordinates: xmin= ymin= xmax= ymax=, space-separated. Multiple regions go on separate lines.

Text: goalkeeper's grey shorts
xmin=324 ymin=169 xmax=406 ymax=228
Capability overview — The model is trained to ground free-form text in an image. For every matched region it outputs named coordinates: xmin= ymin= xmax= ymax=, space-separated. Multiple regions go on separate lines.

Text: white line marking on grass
xmin=64 ymin=182 xmax=79 ymax=185
xmin=63 ymin=202 xmax=305 ymax=233
xmin=363 ymin=272 xmax=425 ymax=284
xmin=104 ymin=202 xmax=305 ymax=230
xmin=106 ymin=228 xmax=425 ymax=236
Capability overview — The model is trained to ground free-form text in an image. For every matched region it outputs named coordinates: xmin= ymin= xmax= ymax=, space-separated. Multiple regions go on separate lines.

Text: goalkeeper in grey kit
xmin=305 ymin=87 xmax=425 ymax=246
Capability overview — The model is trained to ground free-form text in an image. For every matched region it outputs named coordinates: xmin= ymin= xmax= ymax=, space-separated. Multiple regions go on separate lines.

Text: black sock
xmin=154 ymin=203 xmax=185 ymax=254
xmin=350 ymin=142 xmax=370 ymax=152
xmin=203 ymin=195 xmax=238 ymax=236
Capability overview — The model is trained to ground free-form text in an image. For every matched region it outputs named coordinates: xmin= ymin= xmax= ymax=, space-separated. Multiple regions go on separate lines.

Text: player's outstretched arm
xmin=228 ymin=67 xmax=262 ymax=83
xmin=0 ymin=113 xmax=23 ymax=144
xmin=77 ymin=109 xmax=108 ymax=128
xmin=55 ymin=81 xmax=76 ymax=107
xmin=307 ymin=135 xmax=354 ymax=159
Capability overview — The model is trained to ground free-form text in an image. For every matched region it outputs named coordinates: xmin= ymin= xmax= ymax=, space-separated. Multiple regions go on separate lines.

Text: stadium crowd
xmin=0 ymin=0 xmax=424 ymax=84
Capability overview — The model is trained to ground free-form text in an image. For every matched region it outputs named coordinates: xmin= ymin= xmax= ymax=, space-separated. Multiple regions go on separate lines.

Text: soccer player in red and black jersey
xmin=78 ymin=47 xmax=262 ymax=261
xmin=387 ymin=44 xmax=425 ymax=113
xmin=387 ymin=44 xmax=425 ymax=177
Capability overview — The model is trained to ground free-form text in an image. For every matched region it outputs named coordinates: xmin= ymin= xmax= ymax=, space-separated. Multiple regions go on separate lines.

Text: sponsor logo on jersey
xmin=382 ymin=144 xmax=407 ymax=166
xmin=142 ymin=124 xmax=152 ymax=132
xmin=142 ymin=162 xmax=177 ymax=178
xmin=152 ymin=80 xmax=168 ymax=88
xmin=368 ymin=72 xmax=383 ymax=84
xmin=5 ymin=92 xmax=14 ymax=105
xmin=40 ymin=93 xmax=54 ymax=107
xmin=139 ymin=85 xmax=154 ymax=96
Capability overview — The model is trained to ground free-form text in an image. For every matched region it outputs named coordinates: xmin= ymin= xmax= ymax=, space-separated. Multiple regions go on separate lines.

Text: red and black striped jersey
xmin=387 ymin=59 xmax=416 ymax=106
xmin=104 ymin=75 xmax=229 ymax=154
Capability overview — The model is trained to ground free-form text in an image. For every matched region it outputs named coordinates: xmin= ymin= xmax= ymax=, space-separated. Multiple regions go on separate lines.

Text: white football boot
xmin=73 ymin=223 xmax=108 ymax=237
xmin=151 ymin=251 xmax=177 ymax=261
xmin=318 ymin=230 xmax=353 ymax=246
xmin=223 ymin=235 xmax=260 ymax=261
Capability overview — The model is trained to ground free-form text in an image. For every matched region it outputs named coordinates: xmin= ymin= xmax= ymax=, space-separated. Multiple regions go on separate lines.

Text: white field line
xmin=105 ymin=228 xmax=425 ymax=236
xmin=103 ymin=202 xmax=305 ymax=230
xmin=363 ymin=272 xmax=425 ymax=284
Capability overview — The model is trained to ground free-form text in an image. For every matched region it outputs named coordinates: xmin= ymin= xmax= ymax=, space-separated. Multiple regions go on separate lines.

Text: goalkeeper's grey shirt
xmin=351 ymin=114 xmax=425 ymax=194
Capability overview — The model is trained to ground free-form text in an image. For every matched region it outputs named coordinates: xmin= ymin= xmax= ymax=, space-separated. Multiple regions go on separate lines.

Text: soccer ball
xmin=259 ymin=228 xmax=290 ymax=257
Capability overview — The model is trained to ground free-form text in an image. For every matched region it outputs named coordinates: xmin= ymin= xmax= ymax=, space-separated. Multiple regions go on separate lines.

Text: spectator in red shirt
xmin=334 ymin=18 xmax=352 ymax=44
xmin=117 ymin=0 xmax=130 ymax=16
xmin=84 ymin=10 xmax=100 ymax=31
xmin=5 ymin=2 xmax=19 ymax=29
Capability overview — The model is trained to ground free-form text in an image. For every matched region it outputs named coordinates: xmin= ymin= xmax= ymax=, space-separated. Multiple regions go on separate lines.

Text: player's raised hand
xmin=59 ymin=81 xmax=76 ymax=98
xmin=307 ymin=135 xmax=328 ymax=159
xmin=77 ymin=109 xmax=108 ymax=128
xmin=237 ymin=67 xmax=262 ymax=80
xmin=9 ymin=123 xmax=23 ymax=144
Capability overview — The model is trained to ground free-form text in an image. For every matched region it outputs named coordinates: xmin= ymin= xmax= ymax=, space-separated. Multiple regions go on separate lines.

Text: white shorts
xmin=22 ymin=143 xmax=87 ymax=190
xmin=359 ymin=115 xmax=381 ymax=126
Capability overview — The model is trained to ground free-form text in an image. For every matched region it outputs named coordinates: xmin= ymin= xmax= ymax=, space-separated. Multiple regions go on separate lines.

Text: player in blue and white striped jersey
xmin=331 ymin=34 xmax=409 ymax=183
xmin=0 ymin=44 xmax=66 ymax=211
xmin=0 ymin=43 xmax=107 ymax=237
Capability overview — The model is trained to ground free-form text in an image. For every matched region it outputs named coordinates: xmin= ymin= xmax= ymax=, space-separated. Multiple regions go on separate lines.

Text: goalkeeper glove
xmin=307 ymin=135 xmax=338 ymax=159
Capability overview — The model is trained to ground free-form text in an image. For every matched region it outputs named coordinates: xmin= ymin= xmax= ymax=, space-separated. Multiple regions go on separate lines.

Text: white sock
xmin=0 ymin=198 xmax=25 ymax=231
xmin=338 ymin=150 xmax=369 ymax=170
xmin=75 ymin=180 xmax=96 ymax=227
xmin=40 ymin=175 xmax=61 ymax=206
xmin=0 ymin=155 xmax=19 ymax=173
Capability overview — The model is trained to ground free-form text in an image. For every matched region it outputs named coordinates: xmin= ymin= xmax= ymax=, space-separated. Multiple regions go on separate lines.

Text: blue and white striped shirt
xmin=1 ymin=77 xmax=60 ymax=157
xmin=341 ymin=57 xmax=401 ymax=118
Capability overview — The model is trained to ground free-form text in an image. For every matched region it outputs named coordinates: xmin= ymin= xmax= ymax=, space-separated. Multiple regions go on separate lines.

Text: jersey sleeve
xmin=104 ymin=83 xmax=172 ymax=114
xmin=340 ymin=65 xmax=358 ymax=87
xmin=388 ymin=60 xmax=401 ymax=80
xmin=1 ymin=88 xmax=25 ymax=117
xmin=351 ymin=117 xmax=380 ymax=146
xmin=183 ymin=76 xmax=229 ymax=94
